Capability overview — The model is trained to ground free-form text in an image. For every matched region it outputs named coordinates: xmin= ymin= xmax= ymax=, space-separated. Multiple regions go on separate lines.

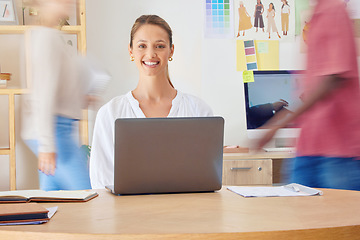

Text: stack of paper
xmin=228 ymin=183 xmax=323 ymax=197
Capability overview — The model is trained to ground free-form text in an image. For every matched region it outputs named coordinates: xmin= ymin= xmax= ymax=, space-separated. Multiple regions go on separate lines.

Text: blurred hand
xmin=85 ymin=95 xmax=100 ymax=106
xmin=273 ymin=99 xmax=289 ymax=112
xmin=38 ymin=152 xmax=56 ymax=176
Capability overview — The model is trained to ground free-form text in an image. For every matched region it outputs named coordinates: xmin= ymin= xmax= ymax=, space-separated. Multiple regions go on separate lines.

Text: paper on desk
xmin=0 ymin=206 xmax=58 ymax=226
xmin=227 ymin=183 xmax=323 ymax=197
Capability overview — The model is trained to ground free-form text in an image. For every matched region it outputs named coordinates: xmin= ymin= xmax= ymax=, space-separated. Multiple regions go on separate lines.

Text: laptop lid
xmin=111 ymin=117 xmax=224 ymax=195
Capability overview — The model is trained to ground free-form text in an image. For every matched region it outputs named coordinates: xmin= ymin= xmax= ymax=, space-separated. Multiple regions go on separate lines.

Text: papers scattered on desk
xmin=227 ymin=183 xmax=323 ymax=197
xmin=0 ymin=189 xmax=98 ymax=203
xmin=263 ymin=147 xmax=296 ymax=153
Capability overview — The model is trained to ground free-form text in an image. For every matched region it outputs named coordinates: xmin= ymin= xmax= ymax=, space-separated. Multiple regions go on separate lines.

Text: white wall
xmin=0 ymin=0 xmax=358 ymax=190
xmin=85 ymin=0 xmax=307 ymax=147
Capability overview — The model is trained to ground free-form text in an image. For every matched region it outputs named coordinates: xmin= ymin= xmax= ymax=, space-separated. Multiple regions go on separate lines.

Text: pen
xmin=284 ymin=184 xmax=300 ymax=192
xmin=2 ymin=4 xmax=7 ymax=18
xmin=292 ymin=185 xmax=300 ymax=192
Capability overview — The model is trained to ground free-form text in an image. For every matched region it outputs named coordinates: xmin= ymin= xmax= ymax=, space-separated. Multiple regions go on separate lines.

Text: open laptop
xmin=106 ymin=117 xmax=224 ymax=195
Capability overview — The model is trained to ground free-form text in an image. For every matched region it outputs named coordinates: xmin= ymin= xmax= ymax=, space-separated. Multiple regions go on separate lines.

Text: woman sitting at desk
xmin=89 ymin=15 xmax=213 ymax=189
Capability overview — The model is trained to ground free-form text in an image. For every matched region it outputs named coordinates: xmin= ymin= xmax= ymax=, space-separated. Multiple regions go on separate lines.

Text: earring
xmin=130 ymin=56 xmax=134 ymax=61
xmin=169 ymin=57 xmax=173 ymax=61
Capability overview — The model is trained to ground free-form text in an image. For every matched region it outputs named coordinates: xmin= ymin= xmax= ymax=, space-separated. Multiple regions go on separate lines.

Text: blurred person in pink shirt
xmin=257 ymin=0 xmax=360 ymax=190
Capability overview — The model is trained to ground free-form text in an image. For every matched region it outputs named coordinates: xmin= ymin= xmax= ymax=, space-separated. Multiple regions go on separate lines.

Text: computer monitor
xmin=244 ymin=71 xmax=304 ymax=147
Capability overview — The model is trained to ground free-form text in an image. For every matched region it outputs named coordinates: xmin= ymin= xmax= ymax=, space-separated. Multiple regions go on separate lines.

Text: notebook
xmin=0 ymin=203 xmax=49 ymax=224
xmin=106 ymin=117 xmax=224 ymax=195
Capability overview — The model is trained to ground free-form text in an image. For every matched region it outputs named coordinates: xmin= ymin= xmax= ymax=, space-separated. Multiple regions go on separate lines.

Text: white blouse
xmin=282 ymin=5 xmax=290 ymax=14
xmin=89 ymin=90 xmax=214 ymax=189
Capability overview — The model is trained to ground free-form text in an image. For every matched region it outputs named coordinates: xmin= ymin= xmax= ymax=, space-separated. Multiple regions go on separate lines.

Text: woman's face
xmin=129 ymin=24 xmax=174 ymax=78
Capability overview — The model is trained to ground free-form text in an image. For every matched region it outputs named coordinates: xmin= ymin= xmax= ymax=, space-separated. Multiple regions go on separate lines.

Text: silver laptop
xmin=106 ymin=117 xmax=224 ymax=195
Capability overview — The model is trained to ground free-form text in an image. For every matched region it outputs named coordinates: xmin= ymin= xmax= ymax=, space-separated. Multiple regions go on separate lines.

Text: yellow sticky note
xmin=255 ymin=40 xmax=279 ymax=70
xmin=243 ymin=71 xmax=254 ymax=83
xmin=236 ymin=40 xmax=247 ymax=71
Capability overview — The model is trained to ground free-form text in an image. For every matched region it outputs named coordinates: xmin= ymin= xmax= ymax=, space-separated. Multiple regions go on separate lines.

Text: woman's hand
xmin=273 ymin=99 xmax=289 ymax=112
xmin=38 ymin=152 xmax=56 ymax=175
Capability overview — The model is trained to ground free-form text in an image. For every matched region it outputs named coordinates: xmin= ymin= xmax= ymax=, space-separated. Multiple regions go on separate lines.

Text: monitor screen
xmin=244 ymin=71 xmax=304 ymax=130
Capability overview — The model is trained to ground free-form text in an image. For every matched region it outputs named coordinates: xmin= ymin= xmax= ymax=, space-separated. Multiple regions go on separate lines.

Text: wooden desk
xmin=0 ymin=188 xmax=359 ymax=239
xmin=223 ymin=152 xmax=295 ymax=185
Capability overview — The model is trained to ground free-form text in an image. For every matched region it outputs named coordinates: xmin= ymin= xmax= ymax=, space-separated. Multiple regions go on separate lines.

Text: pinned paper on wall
xmin=236 ymin=40 xmax=279 ymax=71
xmin=234 ymin=0 xmax=295 ymax=41
xmin=299 ymin=9 xmax=313 ymax=53
xmin=345 ymin=0 xmax=360 ymax=19
xmin=255 ymin=40 xmax=279 ymax=70
xmin=204 ymin=0 xmax=234 ymax=38
xmin=243 ymin=70 xmax=254 ymax=83
xmin=257 ymin=42 xmax=268 ymax=54
xmin=295 ymin=0 xmax=310 ymax=35
xmin=244 ymin=40 xmax=258 ymax=70
xmin=236 ymin=40 xmax=247 ymax=71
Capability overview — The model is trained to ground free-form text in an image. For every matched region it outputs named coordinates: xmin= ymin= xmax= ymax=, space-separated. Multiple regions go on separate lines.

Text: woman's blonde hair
xmin=130 ymin=15 xmax=174 ymax=88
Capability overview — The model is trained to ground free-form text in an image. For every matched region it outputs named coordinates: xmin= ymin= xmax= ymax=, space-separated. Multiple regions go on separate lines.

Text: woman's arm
xmin=89 ymin=106 xmax=116 ymax=189
xmin=31 ymin=30 xmax=61 ymax=175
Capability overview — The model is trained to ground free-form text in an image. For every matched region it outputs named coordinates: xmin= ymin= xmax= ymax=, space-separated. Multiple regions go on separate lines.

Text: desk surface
xmin=223 ymin=151 xmax=295 ymax=160
xmin=1 ymin=188 xmax=359 ymax=240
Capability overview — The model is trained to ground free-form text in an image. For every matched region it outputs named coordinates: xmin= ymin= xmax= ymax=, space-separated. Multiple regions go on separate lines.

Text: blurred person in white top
xmin=89 ymin=15 xmax=213 ymax=189
xmin=22 ymin=0 xmax=109 ymax=190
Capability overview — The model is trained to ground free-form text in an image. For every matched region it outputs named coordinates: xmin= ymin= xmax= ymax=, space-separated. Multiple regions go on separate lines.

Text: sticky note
xmin=255 ymin=40 xmax=279 ymax=70
xmin=243 ymin=71 xmax=254 ymax=83
xmin=257 ymin=42 xmax=269 ymax=54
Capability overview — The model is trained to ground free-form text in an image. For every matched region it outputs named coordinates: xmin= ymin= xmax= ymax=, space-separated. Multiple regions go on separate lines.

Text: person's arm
xmin=89 ymin=105 xmax=116 ymax=189
xmin=256 ymin=74 xmax=345 ymax=150
xmin=31 ymin=30 xmax=61 ymax=175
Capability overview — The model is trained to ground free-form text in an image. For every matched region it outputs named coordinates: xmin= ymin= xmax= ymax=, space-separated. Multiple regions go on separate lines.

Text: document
xmin=228 ymin=183 xmax=323 ymax=197
xmin=0 ymin=204 xmax=58 ymax=226
xmin=0 ymin=189 xmax=98 ymax=203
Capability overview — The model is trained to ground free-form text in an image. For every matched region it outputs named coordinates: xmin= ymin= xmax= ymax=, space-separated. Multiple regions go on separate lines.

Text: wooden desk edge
xmin=223 ymin=152 xmax=295 ymax=160
xmin=1 ymin=225 xmax=359 ymax=240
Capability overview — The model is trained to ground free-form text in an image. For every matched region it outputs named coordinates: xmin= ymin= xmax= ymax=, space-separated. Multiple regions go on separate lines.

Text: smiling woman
xmin=129 ymin=15 xmax=174 ymax=89
xmin=89 ymin=15 xmax=214 ymax=189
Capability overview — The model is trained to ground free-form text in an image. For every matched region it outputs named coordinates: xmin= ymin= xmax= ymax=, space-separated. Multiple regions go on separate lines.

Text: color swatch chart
xmin=244 ymin=40 xmax=258 ymax=70
xmin=204 ymin=0 xmax=234 ymax=38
